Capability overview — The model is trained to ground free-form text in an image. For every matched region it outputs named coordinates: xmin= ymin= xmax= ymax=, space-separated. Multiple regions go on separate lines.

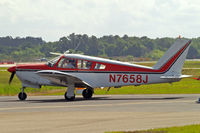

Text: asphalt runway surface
xmin=1 ymin=94 xmax=200 ymax=133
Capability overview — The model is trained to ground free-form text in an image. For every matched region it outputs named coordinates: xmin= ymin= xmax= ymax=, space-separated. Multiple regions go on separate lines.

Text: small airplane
xmin=8 ymin=38 xmax=192 ymax=101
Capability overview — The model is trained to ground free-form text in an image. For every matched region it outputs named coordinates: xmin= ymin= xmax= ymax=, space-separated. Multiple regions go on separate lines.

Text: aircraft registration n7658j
xmin=8 ymin=38 xmax=192 ymax=101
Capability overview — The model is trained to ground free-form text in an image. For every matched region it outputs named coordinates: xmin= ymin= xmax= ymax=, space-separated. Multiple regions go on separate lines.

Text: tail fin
xmin=153 ymin=39 xmax=191 ymax=75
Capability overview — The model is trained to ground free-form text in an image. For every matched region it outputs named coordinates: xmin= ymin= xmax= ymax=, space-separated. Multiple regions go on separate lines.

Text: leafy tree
xmin=0 ymin=34 xmax=199 ymax=61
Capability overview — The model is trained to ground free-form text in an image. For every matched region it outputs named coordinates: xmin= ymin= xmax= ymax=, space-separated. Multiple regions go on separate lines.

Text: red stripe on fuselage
xmin=14 ymin=41 xmax=191 ymax=74
xmin=103 ymin=40 xmax=191 ymax=73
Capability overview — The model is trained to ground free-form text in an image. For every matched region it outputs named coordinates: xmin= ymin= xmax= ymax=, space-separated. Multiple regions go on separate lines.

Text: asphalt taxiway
xmin=0 ymin=94 xmax=200 ymax=133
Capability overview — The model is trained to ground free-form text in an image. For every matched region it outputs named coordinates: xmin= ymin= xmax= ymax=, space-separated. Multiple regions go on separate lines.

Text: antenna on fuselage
xmin=50 ymin=41 xmax=81 ymax=55
xmin=74 ymin=41 xmax=81 ymax=52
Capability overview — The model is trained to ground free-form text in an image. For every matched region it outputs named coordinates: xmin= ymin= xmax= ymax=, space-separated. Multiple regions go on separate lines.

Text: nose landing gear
xmin=18 ymin=87 xmax=27 ymax=101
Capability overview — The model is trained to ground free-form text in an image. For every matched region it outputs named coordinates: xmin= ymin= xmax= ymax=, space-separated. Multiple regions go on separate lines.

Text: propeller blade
xmin=49 ymin=52 xmax=62 ymax=56
xmin=64 ymin=50 xmax=70 ymax=54
xmin=9 ymin=72 xmax=15 ymax=84
xmin=74 ymin=41 xmax=81 ymax=51
xmin=106 ymin=87 xmax=111 ymax=93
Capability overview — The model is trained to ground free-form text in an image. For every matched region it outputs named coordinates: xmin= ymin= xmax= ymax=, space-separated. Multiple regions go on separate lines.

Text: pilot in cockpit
xmin=86 ymin=61 xmax=92 ymax=69
xmin=66 ymin=59 xmax=75 ymax=68
xmin=62 ymin=59 xmax=75 ymax=69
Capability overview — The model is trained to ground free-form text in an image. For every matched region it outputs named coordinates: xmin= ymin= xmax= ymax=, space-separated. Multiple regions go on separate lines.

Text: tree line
xmin=0 ymin=34 xmax=200 ymax=62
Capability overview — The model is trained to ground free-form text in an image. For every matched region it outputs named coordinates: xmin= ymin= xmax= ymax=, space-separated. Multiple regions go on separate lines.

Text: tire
xmin=82 ymin=89 xmax=93 ymax=99
xmin=18 ymin=92 xmax=27 ymax=101
xmin=64 ymin=92 xmax=75 ymax=101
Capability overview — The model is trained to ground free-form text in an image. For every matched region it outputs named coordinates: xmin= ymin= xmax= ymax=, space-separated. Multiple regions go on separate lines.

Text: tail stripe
xmin=159 ymin=40 xmax=191 ymax=72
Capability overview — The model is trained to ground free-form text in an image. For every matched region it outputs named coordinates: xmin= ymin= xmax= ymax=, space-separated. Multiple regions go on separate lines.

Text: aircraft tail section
xmin=153 ymin=39 xmax=192 ymax=76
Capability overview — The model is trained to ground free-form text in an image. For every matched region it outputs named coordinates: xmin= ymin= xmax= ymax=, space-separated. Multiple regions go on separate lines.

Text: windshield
xmin=46 ymin=56 xmax=60 ymax=67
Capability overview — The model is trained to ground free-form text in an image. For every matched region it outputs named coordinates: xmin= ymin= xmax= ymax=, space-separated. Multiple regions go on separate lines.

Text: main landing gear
xmin=64 ymin=84 xmax=76 ymax=101
xmin=64 ymin=85 xmax=94 ymax=101
xmin=18 ymin=87 xmax=27 ymax=101
xmin=82 ymin=88 xmax=93 ymax=99
xmin=64 ymin=92 xmax=75 ymax=101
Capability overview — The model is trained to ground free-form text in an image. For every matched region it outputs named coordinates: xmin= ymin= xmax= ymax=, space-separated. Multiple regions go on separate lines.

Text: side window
xmin=77 ymin=60 xmax=92 ymax=69
xmin=57 ymin=58 xmax=76 ymax=69
xmin=57 ymin=58 xmax=65 ymax=68
xmin=94 ymin=63 xmax=106 ymax=69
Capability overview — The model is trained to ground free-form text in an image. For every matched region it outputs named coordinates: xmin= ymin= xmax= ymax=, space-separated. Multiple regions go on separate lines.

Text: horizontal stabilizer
xmin=160 ymin=75 xmax=192 ymax=79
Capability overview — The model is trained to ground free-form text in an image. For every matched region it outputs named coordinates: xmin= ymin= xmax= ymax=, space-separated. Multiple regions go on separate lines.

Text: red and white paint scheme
xmin=8 ymin=39 xmax=192 ymax=101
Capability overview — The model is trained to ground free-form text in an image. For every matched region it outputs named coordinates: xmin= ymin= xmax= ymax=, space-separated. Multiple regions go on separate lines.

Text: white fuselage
xmin=16 ymin=71 xmax=179 ymax=88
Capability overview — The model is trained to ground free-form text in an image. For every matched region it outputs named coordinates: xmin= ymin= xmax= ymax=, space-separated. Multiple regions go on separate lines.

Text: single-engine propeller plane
xmin=8 ymin=39 xmax=192 ymax=101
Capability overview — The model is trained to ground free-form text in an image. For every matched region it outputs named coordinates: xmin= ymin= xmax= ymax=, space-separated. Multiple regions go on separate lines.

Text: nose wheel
xmin=18 ymin=92 xmax=27 ymax=101
xmin=18 ymin=87 xmax=27 ymax=101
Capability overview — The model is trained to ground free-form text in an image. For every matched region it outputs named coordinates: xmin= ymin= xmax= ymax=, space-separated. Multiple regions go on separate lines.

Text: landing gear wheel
xmin=82 ymin=89 xmax=93 ymax=99
xmin=18 ymin=92 xmax=27 ymax=101
xmin=64 ymin=92 xmax=75 ymax=101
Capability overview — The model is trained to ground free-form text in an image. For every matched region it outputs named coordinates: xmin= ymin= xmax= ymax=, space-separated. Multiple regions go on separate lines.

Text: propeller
xmin=9 ymin=72 xmax=16 ymax=84
xmin=7 ymin=66 xmax=16 ymax=85
xmin=106 ymin=87 xmax=111 ymax=93
xmin=49 ymin=52 xmax=63 ymax=56
xmin=50 ymin=50 xmax=71 ymax=56
xmin=50 ymin=41 xmax=81 ymax=55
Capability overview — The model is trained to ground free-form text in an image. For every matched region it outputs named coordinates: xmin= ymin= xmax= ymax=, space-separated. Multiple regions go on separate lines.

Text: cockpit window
xmin=94 ymin=63 xmax=106 ymax=69
xmin=47 ymin=56 xmax=60 ymax=67
xmin=57 ymin=58 xmax=76 ymax=69
xmin=77 ymin=60 xmax=92 ymax=69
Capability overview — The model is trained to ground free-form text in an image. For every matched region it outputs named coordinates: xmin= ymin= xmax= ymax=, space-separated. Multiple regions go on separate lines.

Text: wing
xmin=36 ymin=70 xmax=92 ymax=88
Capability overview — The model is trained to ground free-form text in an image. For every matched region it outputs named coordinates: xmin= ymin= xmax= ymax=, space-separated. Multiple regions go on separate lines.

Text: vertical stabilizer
xmin=153 ymin=39 xmax=191 ymax=75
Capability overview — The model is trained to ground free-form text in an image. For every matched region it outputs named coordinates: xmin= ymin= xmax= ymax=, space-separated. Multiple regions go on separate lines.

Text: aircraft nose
xmin=7 ymin=66 xmax=16 ymax=73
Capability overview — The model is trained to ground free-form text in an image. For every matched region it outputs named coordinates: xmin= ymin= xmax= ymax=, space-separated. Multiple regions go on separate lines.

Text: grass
xmin=0 ymin=60 xmax=200 ymax=96
xmin=106 ymin=124 xmax=200 ymax=133
xmin=0 ymin=67 xmax=7 ymax=70
xmin=183 ymin=61 xmax=200 ymax=68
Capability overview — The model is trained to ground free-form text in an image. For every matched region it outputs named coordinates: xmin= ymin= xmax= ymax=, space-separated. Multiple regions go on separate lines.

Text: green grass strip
xmin=106 ymin=124 xmax=200 ymax=133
